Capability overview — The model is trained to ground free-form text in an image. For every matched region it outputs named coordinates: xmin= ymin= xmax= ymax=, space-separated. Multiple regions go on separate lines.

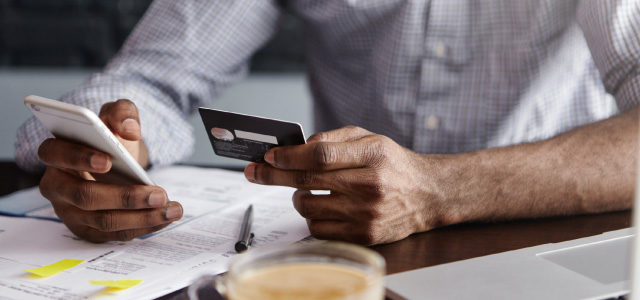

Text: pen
xmin=235 ymin=204 xmax=254 ymax=253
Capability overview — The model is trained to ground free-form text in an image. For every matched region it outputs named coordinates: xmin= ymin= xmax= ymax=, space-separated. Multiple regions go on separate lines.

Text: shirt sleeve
xmin=15 ymin=0 xmax=284 ymax=173
xmin=577 ymin=0 xmax=640 ymax=112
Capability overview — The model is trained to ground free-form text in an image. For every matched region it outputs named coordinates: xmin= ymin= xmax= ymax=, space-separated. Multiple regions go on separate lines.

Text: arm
xmin=16 ymin=0 xmax=284 ymax=172
xmin=455 ymin=0 xmax=640 ymax=225
xmin=243 ymin=109 xmax=637 ymax=245
xmin=453 ymin=0 xmax=640 ymax=225
xmin=440 ymin=107 xmax=638 ymax=225
xmin=15 ymin=0 xmax=285 ymax=242
xmin=245 ymin=1 xmax=640 ymax=245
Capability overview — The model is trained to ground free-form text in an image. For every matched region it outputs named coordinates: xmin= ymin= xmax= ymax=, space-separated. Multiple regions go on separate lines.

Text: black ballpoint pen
xmin=235 ymin=204 xmax=254 ymax=253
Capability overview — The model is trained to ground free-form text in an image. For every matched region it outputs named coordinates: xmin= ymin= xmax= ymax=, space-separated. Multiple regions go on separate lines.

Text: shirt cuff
xmin=615 ymin=72 xmax=640 ymax=112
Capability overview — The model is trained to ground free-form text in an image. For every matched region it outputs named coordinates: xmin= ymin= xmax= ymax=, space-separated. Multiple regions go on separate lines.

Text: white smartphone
xmin=24 ymin=95 xmax=154 ymax=185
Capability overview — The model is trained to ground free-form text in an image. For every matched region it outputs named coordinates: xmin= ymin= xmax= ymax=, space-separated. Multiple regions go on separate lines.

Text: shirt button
xmin=424 ymin=115 xmax=439 ymax=130
xmin=432 ymin=42 xmax=448 ymax=59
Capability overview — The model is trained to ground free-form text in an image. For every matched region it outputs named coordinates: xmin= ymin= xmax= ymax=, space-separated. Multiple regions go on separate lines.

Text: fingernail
xmin=264 ymin=151 xmax=275 ymax=165
xmin=90 ymin=154 xmax=107 ymax=169
xmin=122 ymin=118 xmax=139 ymax=134
xmin=245 ymin=164 xmax=256 ymax=182
xmin=165 ymin=204 xmax=182 ymax=220
xmin=148 ymin=191 xmax=166 ymax=207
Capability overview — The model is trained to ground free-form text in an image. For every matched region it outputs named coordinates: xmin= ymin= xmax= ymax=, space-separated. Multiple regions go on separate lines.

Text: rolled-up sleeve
xmin=578 ymin=0 xmax=640 ymax=112
xmin=15 ymin=0 xmax=283 ymax=172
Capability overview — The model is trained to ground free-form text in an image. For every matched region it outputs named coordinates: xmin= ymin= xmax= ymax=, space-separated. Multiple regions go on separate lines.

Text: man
xmin=15 ymin=0 xmax=640 ymax=245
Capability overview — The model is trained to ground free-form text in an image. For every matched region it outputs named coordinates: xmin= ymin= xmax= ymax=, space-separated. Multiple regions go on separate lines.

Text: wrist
xmin=413 ymin=151 xmax=481 ymax=230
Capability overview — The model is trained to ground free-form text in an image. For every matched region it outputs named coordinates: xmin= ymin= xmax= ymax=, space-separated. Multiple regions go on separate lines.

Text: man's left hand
xmin=243 ymin=126 xmax=449 ymax=245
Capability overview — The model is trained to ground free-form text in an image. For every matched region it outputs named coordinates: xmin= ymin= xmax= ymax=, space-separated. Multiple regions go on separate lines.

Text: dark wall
xmin=0 ymin=0 xmax=305 ymax=72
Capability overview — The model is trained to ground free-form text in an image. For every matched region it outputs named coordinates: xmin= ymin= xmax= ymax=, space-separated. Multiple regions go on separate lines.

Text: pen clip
xmin=248 ymin=233 xmax=255 ymax=247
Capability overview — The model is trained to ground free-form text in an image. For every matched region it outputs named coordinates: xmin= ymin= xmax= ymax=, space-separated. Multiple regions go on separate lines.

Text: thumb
xmin=307 ymin=126 xmax=373 ymax=143
xmin=99 ymin=99 xmax=142 ymax=141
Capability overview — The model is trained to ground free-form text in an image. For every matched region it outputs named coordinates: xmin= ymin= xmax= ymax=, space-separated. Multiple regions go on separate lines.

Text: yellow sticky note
xmin=90 ymin=279 xmax=143 ymax=291
xmin=25 ymin=259 xmax=85 ymax=277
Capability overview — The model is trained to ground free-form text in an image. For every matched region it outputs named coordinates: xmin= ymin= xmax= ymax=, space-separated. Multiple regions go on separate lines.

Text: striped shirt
xmin=15 ymin=0 xmax=640 ymax=172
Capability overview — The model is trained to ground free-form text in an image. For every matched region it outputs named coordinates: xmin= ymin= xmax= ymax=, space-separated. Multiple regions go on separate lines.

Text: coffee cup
xmin=188 ymin=241 xmax=386 ymax=300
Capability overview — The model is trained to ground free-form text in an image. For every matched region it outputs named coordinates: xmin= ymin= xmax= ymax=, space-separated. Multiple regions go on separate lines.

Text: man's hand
xmin=37 ymin=99 xmax=183 ymax=243
xmin=244 ymin=126 xmax=445 ymax=245
xmin=243 ymin=109 xmax=640 ymax=246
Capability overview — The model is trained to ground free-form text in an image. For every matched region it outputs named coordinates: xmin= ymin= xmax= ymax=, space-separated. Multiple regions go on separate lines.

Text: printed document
xmin=0 ymin=166 xmax=311 ymax=299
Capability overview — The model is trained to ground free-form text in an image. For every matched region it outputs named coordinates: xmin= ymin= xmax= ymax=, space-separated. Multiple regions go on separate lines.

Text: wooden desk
xmin=0 ymin=161 xmax=631 ymax=299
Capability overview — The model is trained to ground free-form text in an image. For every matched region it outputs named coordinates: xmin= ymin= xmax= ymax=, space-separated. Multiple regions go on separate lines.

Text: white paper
xmin=0 ymin=166 xmax=311 ymax=299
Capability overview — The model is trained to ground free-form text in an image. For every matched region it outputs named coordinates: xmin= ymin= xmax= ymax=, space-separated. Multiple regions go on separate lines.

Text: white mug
xmin=188 ymin=242 xmax=386 ymax=300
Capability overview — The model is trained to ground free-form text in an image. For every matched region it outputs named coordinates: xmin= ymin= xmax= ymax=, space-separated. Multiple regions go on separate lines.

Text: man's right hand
xmin=37 ymin=99 xmax=183 ymax=243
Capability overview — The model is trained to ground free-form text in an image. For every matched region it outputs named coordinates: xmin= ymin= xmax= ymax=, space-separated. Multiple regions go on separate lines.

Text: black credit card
xmin=199 ymin=108 xmax=306 ymax=163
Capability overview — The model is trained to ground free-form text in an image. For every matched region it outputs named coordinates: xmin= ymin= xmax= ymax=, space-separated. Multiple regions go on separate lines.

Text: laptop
xmin=386 ymin=131 xmax=640 ymax=299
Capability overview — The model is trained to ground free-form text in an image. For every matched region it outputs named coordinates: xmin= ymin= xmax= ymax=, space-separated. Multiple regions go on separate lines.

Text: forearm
xmin=15 ymin=0 xmax=284 ymax=172
xmin=434 ymin=107 xmax=639 ymax=225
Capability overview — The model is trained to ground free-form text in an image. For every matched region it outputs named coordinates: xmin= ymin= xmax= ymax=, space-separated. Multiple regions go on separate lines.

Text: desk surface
xmin=0 ymin=161 xmax=632 ymax=299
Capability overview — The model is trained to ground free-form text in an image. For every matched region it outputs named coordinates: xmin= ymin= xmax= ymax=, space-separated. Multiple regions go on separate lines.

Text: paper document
xmin=0 ymin=166 xmax=311 ymax=299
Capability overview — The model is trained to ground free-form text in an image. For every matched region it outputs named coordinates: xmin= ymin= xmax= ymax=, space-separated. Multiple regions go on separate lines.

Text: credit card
xmin=199 ymin=108 xmax=306 ymax=163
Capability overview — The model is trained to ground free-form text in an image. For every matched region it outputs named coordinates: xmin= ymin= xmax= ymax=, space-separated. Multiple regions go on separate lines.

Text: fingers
xmin=306 ymin=126 xmax=373 ymax=143
xmin=244 ymin=163 xmax=349 ymax=191
xmin=292 ymin=189 xmax=384 ymax=222
xmin=244 ymin=162 xmax=381 ymax=193
xmin=293 ymin=189 xmax=390 ymax=245
xmin=305 ymin=220 xmax=369 ymax=243
xmin=38 ymin=138 xmax=112 ymax=173
xmin=37 ymin=99 xmax=143 ymax=174
xmin=292 ymin=190 xmax=350 ymax=220
xmin=99 ymin=99 xmax=142 ymax=141
xmin=307 ymin=220 xmax=383 ymax=246
xmin=263 ymin=140 xmax=376 ymax=171
xmin=41 ymin=168 xmax=170 ymax=210
xmin=41 ymin=164 xmax=183 ymax=243
xmin=264 ymin=126 xmax=376 ymax=171
xmin=76 ymin=223 xmax=171 ymax=243
xmin=60 ymin=201 xmax=182 ymax=232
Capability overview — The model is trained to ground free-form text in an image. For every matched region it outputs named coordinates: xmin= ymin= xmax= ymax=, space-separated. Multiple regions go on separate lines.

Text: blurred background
xmin=0 ymin=0 xmax=313 ymax=167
